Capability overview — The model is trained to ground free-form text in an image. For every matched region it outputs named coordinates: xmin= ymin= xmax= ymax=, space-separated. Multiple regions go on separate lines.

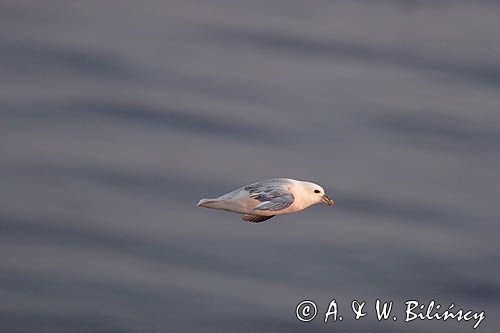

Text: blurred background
xmin=1 ymin=1 xmax=499 ymax=332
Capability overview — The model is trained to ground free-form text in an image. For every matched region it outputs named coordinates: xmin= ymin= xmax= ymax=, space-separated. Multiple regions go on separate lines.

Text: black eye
xmin=314 ymin=190 xmax=320 ymax=193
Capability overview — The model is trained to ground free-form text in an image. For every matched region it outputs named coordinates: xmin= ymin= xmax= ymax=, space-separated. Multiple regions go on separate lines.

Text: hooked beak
xmin=321 ymin=194 xmax=335 ymax=206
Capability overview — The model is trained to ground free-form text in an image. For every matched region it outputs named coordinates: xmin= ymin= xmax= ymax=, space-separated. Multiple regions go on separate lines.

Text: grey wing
xmin=245 ymin=180 xmax=294 ymax=211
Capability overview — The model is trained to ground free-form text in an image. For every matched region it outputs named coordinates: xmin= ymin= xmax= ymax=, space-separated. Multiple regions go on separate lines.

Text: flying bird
xmin=197 ymin=178 xmax=335 ymax=223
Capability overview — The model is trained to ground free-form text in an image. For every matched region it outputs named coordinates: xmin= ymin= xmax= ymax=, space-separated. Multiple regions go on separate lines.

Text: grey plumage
xmin=244 ymin=179 xmax=295 ymax=211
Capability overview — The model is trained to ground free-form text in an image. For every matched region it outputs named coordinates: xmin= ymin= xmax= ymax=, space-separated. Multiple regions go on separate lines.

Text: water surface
xmin=1 ymin=1 xmax=499 ymax=332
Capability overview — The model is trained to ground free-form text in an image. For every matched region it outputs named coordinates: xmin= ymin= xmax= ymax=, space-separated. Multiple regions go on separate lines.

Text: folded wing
xmin=245 ymin=179 xmax=295 ymax=211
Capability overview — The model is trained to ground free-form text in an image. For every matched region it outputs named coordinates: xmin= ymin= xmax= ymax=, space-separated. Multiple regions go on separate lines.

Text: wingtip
xmin=241 ymin=214 xmax=275 ymax=223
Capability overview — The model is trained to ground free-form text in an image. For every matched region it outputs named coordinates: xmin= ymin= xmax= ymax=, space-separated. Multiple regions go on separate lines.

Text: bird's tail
xmin=197 ymin=198 xmax=225 ymax=209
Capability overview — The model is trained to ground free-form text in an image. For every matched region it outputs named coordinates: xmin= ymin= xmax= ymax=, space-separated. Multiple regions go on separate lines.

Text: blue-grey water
xmin=1 ymin=1 xmax=499 ymax=332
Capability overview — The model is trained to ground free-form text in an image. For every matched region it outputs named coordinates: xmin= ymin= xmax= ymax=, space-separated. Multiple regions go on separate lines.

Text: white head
xmin=296 ymin=181 xmax=335 ymax=208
